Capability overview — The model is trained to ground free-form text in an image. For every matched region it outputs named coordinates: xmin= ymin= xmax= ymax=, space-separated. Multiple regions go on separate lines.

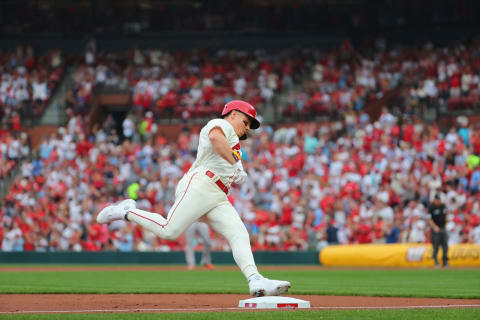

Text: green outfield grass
xmin=0 ymin=265 xmax=479 ymax=298
xmin=0 ymin=309 xmax=480 ymax=320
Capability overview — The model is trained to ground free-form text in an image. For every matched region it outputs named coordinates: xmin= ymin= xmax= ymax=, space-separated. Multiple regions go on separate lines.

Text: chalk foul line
xmin=1 ymin=304 xmax=480 ymax=314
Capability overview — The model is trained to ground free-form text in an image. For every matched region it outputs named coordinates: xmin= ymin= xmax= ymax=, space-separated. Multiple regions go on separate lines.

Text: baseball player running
xmin=185 ymin=221 xmax=214 ymax=270
xmin=97 ymin=100 xmax=291 ymax=297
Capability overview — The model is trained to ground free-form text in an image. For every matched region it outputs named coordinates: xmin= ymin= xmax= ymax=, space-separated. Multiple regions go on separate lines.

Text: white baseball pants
xmin=126 ymin=166 xmax=259 ymax=279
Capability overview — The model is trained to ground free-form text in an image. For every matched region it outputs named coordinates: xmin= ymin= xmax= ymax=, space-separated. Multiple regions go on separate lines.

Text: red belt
xmin=205 ymin=170 xmax=228 ymax=194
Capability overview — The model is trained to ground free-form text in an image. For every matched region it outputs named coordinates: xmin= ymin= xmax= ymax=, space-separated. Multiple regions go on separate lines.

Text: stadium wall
xmin=3 ymin=244 xmax=479 ymax=266
xmin=0 ymin=251 xmax=320 ymax=265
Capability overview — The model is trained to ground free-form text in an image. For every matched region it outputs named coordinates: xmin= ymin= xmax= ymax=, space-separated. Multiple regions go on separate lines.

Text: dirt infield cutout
xmin=2 ymin=294 xmax=480 ymax=314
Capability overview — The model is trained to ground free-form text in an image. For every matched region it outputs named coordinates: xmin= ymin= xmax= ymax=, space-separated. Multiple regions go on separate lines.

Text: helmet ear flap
xmin=221 ymin=110 xmax=232 ymax=118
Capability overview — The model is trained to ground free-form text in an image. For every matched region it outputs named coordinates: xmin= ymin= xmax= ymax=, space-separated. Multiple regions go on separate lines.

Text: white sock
xmin=247 ymin=273 xmax=263 ymax=282
xmin=242 ymin=265 xmax=260 ymax=280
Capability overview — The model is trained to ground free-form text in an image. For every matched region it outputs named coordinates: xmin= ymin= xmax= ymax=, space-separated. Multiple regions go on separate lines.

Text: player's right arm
xmin=208 ymin=127 xmax=237 ymax=165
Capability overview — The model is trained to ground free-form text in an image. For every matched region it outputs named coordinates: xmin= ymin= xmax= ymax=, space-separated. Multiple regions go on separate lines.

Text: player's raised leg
xmin=125 ymin=170 xmax=224 ymax=240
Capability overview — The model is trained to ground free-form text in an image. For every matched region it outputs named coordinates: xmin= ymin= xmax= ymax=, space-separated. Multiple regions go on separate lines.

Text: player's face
xmin=233 ymin=111 xmax=251 ymax=137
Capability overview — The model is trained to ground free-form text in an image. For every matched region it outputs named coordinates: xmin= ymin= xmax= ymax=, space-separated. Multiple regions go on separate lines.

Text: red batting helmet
xmin=221 ymin=100 xmax=261 ymax=130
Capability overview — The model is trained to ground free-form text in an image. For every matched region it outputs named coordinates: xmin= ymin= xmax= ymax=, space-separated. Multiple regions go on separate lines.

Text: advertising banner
xmin=319 ymin=244 xmax=480 ymax=267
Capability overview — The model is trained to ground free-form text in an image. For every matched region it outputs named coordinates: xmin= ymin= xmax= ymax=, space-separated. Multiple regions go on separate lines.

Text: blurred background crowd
xmin=1 ymin=0 xmax=480 ymax=252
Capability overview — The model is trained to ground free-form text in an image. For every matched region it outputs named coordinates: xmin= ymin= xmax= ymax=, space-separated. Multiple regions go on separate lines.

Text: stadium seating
xmin=2 ymin=104 xmax=479 ymax=251
xmin=2 ymin=39 xmax=480 ymax=252
xmin=0 ymin=46 xmax=64 ymax=125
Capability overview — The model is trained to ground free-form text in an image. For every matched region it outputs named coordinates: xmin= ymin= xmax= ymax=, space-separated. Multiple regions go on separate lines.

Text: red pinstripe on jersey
xmin=128 ymin=172 xmax=198 ymax=227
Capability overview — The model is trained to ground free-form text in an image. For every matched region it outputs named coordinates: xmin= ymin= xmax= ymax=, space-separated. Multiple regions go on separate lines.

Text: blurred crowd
xmin=1 ymin=105 xmax=479 ymax=252
xmin=0 ymin=45 xmax=64 ymax=125
xmin=403 ymin=39 xmax=480 ymax=112
xmin=67 ymin=43 xmax=307 ymax=119
xmin=0 ymin=130 xmax=30 ymax=181
xmin=283 ymin=38 xmax=401 ymax=119
xmin=65 ymin=41 xmax=400 ymax=121
xmin=68 ymin=38 xmax=480 ymax=124
xmin=2 ymin=39 xmax=480 ymax=252
xmin=0 ymin=45 xmax=62 ymax=186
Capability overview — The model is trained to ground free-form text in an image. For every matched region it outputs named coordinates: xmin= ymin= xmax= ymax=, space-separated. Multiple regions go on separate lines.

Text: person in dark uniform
xmin=428 ymin=194 xmax=448 ymax=267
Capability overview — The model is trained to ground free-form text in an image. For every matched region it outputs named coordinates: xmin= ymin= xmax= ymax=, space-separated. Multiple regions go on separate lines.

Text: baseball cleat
xmin=248 ymin=275 xmax=291 ymax=297
xmin=96 ymin=199 xmax=136 ymax=224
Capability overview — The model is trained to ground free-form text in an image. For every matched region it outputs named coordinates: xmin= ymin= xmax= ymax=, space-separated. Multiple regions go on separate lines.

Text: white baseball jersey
xmin=190 ymin=119 xmax=240 ymax=181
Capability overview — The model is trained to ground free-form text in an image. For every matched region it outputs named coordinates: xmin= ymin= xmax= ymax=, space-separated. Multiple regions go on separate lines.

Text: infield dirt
xmin=2 ymin=293 xmax=480 ymax=314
